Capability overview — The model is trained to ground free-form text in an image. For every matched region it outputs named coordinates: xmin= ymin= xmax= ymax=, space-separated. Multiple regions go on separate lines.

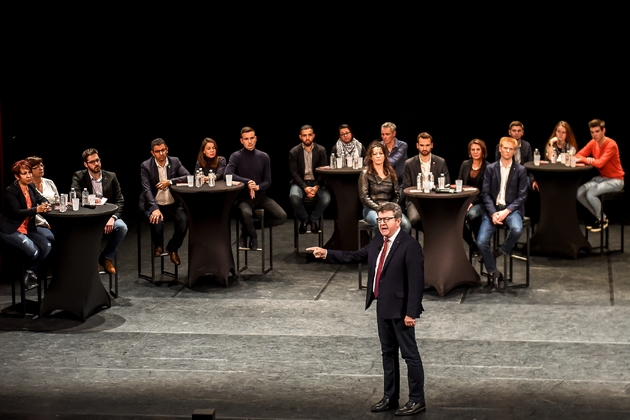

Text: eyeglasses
xmin=87 ymin=158 xmax=101 ymax=165
xmin=376 ymin=217 xmax=396 ymax=224
xmin=340 ymin=132 xmax=352 ymax=137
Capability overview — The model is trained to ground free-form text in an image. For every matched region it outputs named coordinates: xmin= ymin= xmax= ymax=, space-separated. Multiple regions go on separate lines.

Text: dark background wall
xmin=1 ymin=12 xmax=627 ymax=224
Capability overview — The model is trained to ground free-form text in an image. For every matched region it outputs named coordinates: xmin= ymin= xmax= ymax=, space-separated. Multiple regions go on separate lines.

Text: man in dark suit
xmin=402 ymin=132 xmax=450 ymax=227
xmin=479 ymin=136 xmax=528 ymax=288
xmin=307 ymin=202 xmax=426 ymax=416
xmin=288 ymin=125 xmax=330 ymax=234
xmin=71 ymin=148 xmax=127 ymax=274
xmin=139 ymin=138 xmax=190 ymax=265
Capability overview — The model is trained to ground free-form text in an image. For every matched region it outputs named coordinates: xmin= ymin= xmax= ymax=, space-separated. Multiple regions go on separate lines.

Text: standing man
xmin=71 ymin=148 xmax=127 ymax=274
xmin=139 ymin=138 xmax=190 ymax=265
xmin=575 ymin=119 xmax=625 ymax=232
xmin=380 ymin=122 xmax=408 ymax=191
xmin=478 ymin=136 xmax=528 ymax=289
xmin=402 ymin=132 xmax=450 ymax=227
xmin=331 ymin=124 xmax=366 ymax=161
xmin=226 ymin=127 xmax=287 ymax=250
xmin=307 ymin=202 xmax=426 ymax=416
xmin=289 ymin=125 xmax=331 ymax=234
xmin=496 ymin=121 xmax=538 ymax=191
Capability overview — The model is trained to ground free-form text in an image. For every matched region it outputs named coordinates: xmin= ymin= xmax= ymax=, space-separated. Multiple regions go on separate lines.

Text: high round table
xmin=524 ymin=162 xmax=593 ymax=258
xmin=315 ymin=166 xmax=364 ymax=251
xmin=171 ymin=181 xmax=244 ymax=287
xmin=405 ymin=187 xmax=480 ymax=296
xmin=41 ymin=203 xmax=117 ymax=320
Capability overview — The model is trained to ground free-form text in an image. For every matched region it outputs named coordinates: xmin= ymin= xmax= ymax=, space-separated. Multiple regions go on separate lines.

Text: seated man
xmin=289 ymin=125 xmax=330 ymax=234
xmin=381 ymin=122 xmax=408 ymax=193
xmin=71 ymin=148 xmax=127 ymax=274
xmin=478 ymin=136 xmax=528 ymax=289
xmin=227 ymin=127 xmax=287 ymax=250
xmin=139 ymin=138 xmax=190 ymax=265
xmin=575 ymin=119 xmax=625 ymax=232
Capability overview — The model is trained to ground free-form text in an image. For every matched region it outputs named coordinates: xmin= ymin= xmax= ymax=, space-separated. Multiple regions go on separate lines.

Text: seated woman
xmin=0 ymin=160 xmax=54 ymax=289
xmin=26 ymin=156 xmax=58 ymax=232
xmin=457 ymin=139 xmax=490 ymax=253
xmin=194 ymin=137 xmax=226 ymax=181
xmin=545 ymin=121 xmax=578 ymax=161
xmin=359 ymin=141 xmax=411 ymax=233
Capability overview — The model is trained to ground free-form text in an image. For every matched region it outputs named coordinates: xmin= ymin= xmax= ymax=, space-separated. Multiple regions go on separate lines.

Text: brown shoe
xmin=99 ymin=257 xmax=116 ymax=274
xmin=154 ymin=246 xmax=163 ymax=256
xmin=168 ymin=250 xmax=181 ymax=265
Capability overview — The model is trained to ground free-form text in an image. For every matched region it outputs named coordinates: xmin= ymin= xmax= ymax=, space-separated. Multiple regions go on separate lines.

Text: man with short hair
xmin=226 ymin=127 xmax=287 ymax=250
xmin=575 ymin=119 xmax=625 ymax=232
xmin=307 ymin=202 xmax=426 ymax=416
xmin=139 ymin=138 xmax=190 ymax=265
xmin=380 ymin=122 xmax=408 ymax=190
xmin=402 ymin=132 xmax=450 ymax=227
xmin=71 ymin=148 xmax=127 ymax=274
xmin=496 ymin=121 xmax=538 ymax=191
xmin=289 ymin=125 xmax=331 ymax=234
xmin=331 ymin=124 xmax=366 ymax=161
xmin=478 ymin=136 xmax=528 ymax=289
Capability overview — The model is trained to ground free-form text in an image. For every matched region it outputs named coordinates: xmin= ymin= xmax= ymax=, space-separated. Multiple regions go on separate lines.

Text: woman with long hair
xmin=359 ymin=141 xmax=411 ymax=233
xmin=545 ymin=121 xmax=578 ymax=161
xmin=26 ymin=156 xmax=58 ymax=230
xmin=194 ymin=137 xmax=226 ymax=181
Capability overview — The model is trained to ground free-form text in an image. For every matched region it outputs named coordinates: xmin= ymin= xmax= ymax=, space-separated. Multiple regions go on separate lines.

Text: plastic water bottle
xmin=551 ymin=149 xmax=557 ymax=164
xmin=81 ymin=188 xmax=89 ymax=206
xmin=564 ymin=150 xmax=571 ymax=166
xmin=534 ymin=148 xmax=541 ymax=166
xmin=417 ymin=173 xmax=422 ymax=190
xmin=428 ymin=172 xmax=435 ymax=190
xmin=330 ymin=153 xmax=335 ymax=168
xmin=208 ymin=170 xmax=215 ymax=187
xmin=438 ymin=173 xmax=445 ymax=189
xmin=70 ymin=188 xmax=77 ymax=200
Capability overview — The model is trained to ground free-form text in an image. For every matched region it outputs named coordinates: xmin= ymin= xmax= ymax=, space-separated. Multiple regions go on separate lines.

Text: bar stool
xmin=98 ymin=255 xmax=119 ymax=298
xmin=236 ymin=209 xmax=272 ymax=274
xmin=137 ymin=212 xmax=179 ymax=284
xmin=357 ymin=219 xmax=373 ymax=289
xmin=293 ymin=196 xmax=324 ymax=257
xmin=585 ymin=190 xmax=625 ymax=255
xmin=1 ymin=246 xmax=44 ymax=318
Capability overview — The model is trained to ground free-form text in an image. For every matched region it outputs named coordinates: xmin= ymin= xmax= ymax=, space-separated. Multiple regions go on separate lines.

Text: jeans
xmin=466 ymin=203 xmax=484 ymax=221
xmin=477 ymin=211 xmax=523 ymax=273
xmin=102 ymin=218 xmax=128 ymax=260
xmin=147 ymin=203 xmax=188 ymax=251
xmin=363 ymin=207 xmax=412 ymax=234
xmin=0 ymin=227 xmax=53 ymax=271
xmin=238 ymin=195 xmax=288 ymax=239
xmin=577 ymin=176 xmax=624 ymax=220
xmin=288 ymin=184 xmax=331 ymax=223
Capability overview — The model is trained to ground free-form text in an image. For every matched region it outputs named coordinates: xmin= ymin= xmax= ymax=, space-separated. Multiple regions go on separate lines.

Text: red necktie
xmin=374 ymin=237 xmax=389 ymax=298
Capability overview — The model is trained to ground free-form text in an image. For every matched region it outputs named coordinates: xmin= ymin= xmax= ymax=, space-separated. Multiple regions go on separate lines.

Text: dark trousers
xmin=238 ymin=194 xmax=287 ymax=239
xmin=376 ymin=315 xmax=425 ymax=403
xmin=146 ymin=203 xmax=188 ymax=252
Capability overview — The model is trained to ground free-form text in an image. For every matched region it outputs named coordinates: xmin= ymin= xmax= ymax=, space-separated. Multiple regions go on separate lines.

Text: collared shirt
xmin=89 ymin=173 xmax=103 ymax=198
xmin=420 ymin=154 xmax=432 ymax=178
xmin=373 ymin=227 xmax=401 ymax=295
xmin=496 ymin=160 xmax=511 ymax=206
xmin=302 ymin=144 xmax=314 ymax=181
xmin=155 ymin=158 xmax=175 ymax=206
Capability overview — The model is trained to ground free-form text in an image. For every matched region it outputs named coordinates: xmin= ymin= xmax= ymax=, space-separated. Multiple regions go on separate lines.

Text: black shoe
xmin=249 ymin=238 xmax=259 ymax=250
xmin=491 ymin=270 xmax=503 ymax=290
xmin=492 ymin=248 xmax=504 ymax=259
xmin=310 ymin=220 xmax=320 ymax=234
xmin=23 ymin=270 xmax=38 ymax=291
xmin=590 ymin=219 xmax=608 ymax=233
xmin=395 ymin=401 xmax=426 ymax=416
xmin=299 ymin=221 xmax=307 ymax=234
xmin=371 ymin=397 xmax=398 ymax=412
xmin=239 ymin=233 xmax=248 ymax=249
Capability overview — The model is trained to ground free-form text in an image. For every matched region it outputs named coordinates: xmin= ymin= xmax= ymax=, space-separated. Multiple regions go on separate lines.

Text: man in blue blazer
xmin=308 ymin=202 xmax=426 ymax=416
xmin=479 ymin=136 xmax=529 ymax=288
xmin=139 ymin=138 xmax=190 ymax=265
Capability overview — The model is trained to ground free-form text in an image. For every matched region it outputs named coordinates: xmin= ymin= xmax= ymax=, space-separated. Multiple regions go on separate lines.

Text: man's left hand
xmin=104 ymin=217 xmax=115 ymax=234
xmin=404 ymin=316 xmax=416 ymax=327
xmin=532 ymin=181 xmax=539 ymax=191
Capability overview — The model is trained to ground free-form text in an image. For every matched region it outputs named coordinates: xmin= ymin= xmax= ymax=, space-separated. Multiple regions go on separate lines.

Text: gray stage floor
xmin=1 ymin=220 xmax=629 ymax=420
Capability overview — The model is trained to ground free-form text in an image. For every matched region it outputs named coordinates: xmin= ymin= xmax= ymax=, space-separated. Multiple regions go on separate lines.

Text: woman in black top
xmin=194 ymin=137 xmax=227 ymax=181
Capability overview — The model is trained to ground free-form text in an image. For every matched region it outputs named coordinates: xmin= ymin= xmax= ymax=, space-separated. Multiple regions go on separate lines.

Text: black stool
xmin=137 ymin=212 xmax=179 ymax=283
xmin=1 ymin=246 xmax=44 ymax=318
xmin=98 ymin=254 xmax=119 ymax=298
xmin=357 ymin=219 xmax=373 ymax=289
xmin=236 ymin=209 xmax=272 ymax=274
xmin=585 ymin=190 xmax=625 ymax=255
xmin=293 ymin=196 xmax=324 ymax=257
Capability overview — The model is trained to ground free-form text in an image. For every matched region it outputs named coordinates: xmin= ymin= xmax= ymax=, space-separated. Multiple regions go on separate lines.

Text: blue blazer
xmin=326 ymin=229 xmax=424 ymax=319
xmin=139 ymin=156 xmax=190 ymax=213
xmin=481 ymin=160 xmax=528 ymax=217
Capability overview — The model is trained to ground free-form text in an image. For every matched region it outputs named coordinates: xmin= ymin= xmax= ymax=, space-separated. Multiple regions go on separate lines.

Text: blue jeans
xmin=102 ymin=218 xmax=128 ymax=260
xmin=363 ymin=207 xmax=412 ymax=234
xmin=577 ymin=176 xmax=624 ymax=220
xmin=466 ymin=203 xmax=484 ymax=221
xmin=0 ymin=227 xmax=54 ymax=271
xmin=288 ymin=184 xmax=331 ymax=223
xmin=477 ymin=211 xmax=523 ymax=273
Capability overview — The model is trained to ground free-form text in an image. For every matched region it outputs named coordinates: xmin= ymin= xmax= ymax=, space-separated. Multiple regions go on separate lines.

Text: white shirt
xmin=496 ymin=160 xmax=511 ymax=207
xmin=155 ymin=158 xmax=175 ymax=206
xmin=420 ymin=155 xmax=431 ymax=178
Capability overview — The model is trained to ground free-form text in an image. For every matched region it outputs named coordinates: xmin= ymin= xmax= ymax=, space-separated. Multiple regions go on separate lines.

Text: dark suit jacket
xmin=288 ymin=143 xmax=328 ymax=189
xmin=457 ymin=159 xmax=490 ymax=206
xmin=71 ymin=169 xmax=124 ymax=220
xmin=481 ymin=160 xmax=528 ymax=216
xmin=402 ymin=154 xmax=451 ymax=189
xmin=0 ymin=182 xmax=48 ymax=234
xmin=326 ymin=229 xmax=424 ymax=319
xmin=139 ymin=156 xmax=190 ymax=213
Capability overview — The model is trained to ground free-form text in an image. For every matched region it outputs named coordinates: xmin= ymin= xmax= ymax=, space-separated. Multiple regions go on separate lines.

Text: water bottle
xmin=534 ymin=148 xmax=541 ymax=166
xmin=352 ymin=155 xmax=358 ymax=169
xmin=423 ymin=173 xmax=431 ymax=193
xmin=551 ymin=149 xmax=557 ymax=164
xmin=70 ymin=188 xmax=77 ymax=200
xmin=208 ymin=170 xmax=215 ymax=187
xmin=330 ymin=153 xmax=336 ymax=169
xmin=416 ymin=173 xmax=422 ymax=190
xmin=428 ymin=172 xmax=435 ymax=190
xmin=564 ymin=150 xmax=571 ymax=166
xmin=570 ymin=150 xmax=577 ymax=167
xmin=438 ymin=173 xmax=445 ymax=189
xmin=81 ymin=188 xmax=89 ymax=206
xmin=53 ymin=192 xmax=59 ymax=205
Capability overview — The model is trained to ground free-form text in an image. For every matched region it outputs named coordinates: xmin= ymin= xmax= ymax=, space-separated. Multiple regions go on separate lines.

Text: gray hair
xmin=378 ymin=202 xmax=402 ymax=219
xmin=381 ymin=122 xmax=397 ymax=132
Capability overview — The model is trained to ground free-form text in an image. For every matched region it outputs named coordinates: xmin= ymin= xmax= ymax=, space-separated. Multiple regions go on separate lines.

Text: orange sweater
xmin=576 ymin=138 xmax=625 ymax=179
